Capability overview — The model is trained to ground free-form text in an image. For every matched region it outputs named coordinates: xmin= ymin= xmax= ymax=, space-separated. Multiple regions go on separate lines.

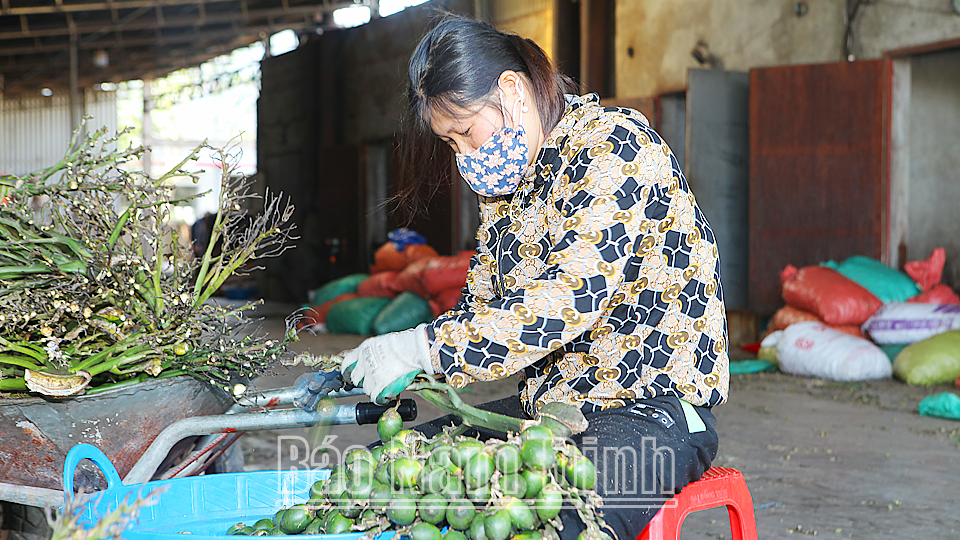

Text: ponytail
xmin=503 ymin=34 xmax=568 ymax=135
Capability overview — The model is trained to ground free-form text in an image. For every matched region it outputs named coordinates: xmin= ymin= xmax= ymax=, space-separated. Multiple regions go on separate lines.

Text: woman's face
xmin=430 ymin=102 xmax=505 ymax=156
xmin=427 ymin=71 xmax=544 ymax=166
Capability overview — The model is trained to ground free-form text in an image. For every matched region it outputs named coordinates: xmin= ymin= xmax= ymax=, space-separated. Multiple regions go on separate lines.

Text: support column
xmin=473 ymin=0 xmax=490 ymax=23
xmin=142 ymin=79 xmax=154 ymax=177
xmin=69 ymin=35 xmax=81 ymax=136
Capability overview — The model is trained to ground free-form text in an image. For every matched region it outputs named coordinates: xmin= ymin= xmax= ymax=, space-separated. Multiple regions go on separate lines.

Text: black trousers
xmin=410 ymin=396 xmax=719 ymax=540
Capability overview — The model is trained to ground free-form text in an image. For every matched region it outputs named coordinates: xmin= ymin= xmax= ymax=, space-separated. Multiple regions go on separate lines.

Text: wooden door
xmin=315 ymin=144 xmax=363 ymax=282
xmin=686 ymin=68 xmax=750 ymax=310
xmin=748 ymin=59 xmax=892 ymax=315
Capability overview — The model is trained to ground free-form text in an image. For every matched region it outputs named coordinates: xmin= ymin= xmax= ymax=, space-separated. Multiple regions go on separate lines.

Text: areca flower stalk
xmin=0 ymin=122 xmax=297 ymax=397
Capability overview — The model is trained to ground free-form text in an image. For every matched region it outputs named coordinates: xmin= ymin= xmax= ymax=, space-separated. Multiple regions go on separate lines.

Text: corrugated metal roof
xmin=0 ymin=1 xmax=364 ymax=96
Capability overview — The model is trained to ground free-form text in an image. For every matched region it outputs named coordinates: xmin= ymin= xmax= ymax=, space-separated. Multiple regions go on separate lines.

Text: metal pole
xmin=473 ymin=0 xmax=490 ymax=22
xmin=0 ymin=482 xmax=62 ymax=509
xmin=142 ymin=79 xmax=153 ymax=177
xmin=225 ymin=386 xmax=363 ymax=414
xmin=123 ymin=403 xmax=361 ymax=484
xmin=69 ymin=34 xmax=80 ymax=136
xmin=175 ymin=387 xmax=364 ymax=478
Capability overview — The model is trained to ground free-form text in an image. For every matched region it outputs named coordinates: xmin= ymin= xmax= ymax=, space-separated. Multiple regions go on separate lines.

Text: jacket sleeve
xmin=450 ymin=250 xmax=494 ymax=313
xmin=425 ymin=119 xmax=675 ymax=389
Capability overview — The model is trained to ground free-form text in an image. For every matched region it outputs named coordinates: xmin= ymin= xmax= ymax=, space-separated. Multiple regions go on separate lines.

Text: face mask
xmin=456 ymin=80 xmax=530 ymax=197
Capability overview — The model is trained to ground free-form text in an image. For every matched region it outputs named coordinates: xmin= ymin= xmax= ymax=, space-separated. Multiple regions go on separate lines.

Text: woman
xmin=303 ymin=15 xmax=729 ymax=540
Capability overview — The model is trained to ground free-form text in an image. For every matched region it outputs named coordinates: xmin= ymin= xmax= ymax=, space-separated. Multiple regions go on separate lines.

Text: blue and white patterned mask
xmin=456 ymin=80 xmax=530 ymax=197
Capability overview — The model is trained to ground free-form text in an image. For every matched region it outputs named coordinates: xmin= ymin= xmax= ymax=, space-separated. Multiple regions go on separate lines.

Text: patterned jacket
xmin=425 ymin=94 xmax=729 ymax=416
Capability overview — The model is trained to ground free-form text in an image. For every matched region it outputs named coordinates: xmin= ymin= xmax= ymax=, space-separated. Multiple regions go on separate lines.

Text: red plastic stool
xmin=636 ymin=467 xmax=758 ymax=540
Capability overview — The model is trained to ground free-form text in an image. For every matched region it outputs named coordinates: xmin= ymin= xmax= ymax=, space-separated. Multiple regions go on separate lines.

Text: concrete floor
xmin=238 ymin=308 xmax=960 ymax=540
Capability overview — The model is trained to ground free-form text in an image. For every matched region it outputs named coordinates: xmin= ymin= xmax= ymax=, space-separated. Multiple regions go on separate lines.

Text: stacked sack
xmin=299 ymin=229 xmax=472 ymax=336
xmin=391 ymin=251 xmax=473 ymax=317
xmin=764 ymin=248 xmax=960 ymax=383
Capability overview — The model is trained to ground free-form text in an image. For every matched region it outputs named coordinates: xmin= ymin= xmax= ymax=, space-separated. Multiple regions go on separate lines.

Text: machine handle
xmin=62 ymin=443 xmax=123 ymax=503
xmin=355 ymin=398 xmax=417 ymax=425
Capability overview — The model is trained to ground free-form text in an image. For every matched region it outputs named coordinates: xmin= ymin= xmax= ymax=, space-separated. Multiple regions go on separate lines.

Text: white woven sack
xmin=861 ymin=302 xmax=960 ymax=344
xmin=777 ymin=321 xmax=892 ymax=381
xmin=761 ymin=330 xmax=783 ymax=348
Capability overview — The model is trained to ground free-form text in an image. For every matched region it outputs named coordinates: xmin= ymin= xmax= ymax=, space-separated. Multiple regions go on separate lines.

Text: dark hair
xmin=408 ymin=15 xmax=571 ymax=136
xmin=393 ymin=15 xmax=574 ymax=224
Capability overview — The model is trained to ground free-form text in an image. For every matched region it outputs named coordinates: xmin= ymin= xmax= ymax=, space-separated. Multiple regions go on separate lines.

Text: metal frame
xmin=0 ymin=386 xmax=374 ymax=510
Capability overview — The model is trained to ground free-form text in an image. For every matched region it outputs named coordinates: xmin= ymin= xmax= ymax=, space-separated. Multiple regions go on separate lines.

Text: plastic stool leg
xmin=727 ymin=504 xmax=745 ymax=540
xmin=636 ymin=467 xmax=759 ymax=540
xmin=728 ymin=500 xmax=759 ymax=540
xmin=636 ymin=511 xmax=665 ymax=540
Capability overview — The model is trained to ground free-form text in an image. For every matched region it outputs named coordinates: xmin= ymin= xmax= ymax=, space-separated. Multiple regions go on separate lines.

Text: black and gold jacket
xmin=425 ymin=94 xmax=729 ymax=416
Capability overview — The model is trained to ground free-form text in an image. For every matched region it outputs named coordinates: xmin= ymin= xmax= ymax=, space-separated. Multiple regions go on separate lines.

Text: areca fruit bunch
xmin=0 ymin=123 xmax=297 ymax=397
xmin=231 ymin=400 xmax=610 ymax=540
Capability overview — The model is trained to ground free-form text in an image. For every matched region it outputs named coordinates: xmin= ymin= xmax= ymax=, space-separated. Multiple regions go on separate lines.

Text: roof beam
xmin=0 ymin=0 xmax=236 ymax=17
xmin=3 ymin=34 xmax=260 ymax=93
xmin=0 ymin=22 xmax=298 ymax=56
xmin=0 ymin=4 xmax=337 ymax=40
xmin=0 ymin=0 xmax=365 ymax=95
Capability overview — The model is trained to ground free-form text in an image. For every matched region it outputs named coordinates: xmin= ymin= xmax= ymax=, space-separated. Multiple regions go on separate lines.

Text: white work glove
xmin=340 ymin=323 xmax=435 ymax=404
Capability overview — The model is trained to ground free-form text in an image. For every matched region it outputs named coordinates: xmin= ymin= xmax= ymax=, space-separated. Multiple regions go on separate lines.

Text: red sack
xmin=781 ymin=265 xmax=883 ymax=326
xmin=357 ymin=271 xmax=399 ymax=298
xmin=904 ymin=248 xmax=946 ymax=292
xmin=908 ymin=283 xmax=960 ymax=305
xmin=374 ymin=242 xmax=407 ymax=272
xmin=390 ymin=257 xmax=432 ymax=297
xmin=405 ymin=244 xmax=439 ymax=265
xmin=771 ymin=304 xmax=863 ymax=337
xmin=297 ymin=292 xmax=360 ymax=329
xmin=770 ymin=305 xmax=821 ymax=331
xmin=430 ymin=287 xmax=463 ymax=317
xmin=832 ymin=325 xmax=865 ymax=339
xmin=421 ymin=255 xmax=471 ymax=297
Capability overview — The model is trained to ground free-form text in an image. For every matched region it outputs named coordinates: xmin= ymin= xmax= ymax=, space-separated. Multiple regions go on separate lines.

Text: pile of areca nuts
xmin=227 ymin=404 xmax=609 ymax=540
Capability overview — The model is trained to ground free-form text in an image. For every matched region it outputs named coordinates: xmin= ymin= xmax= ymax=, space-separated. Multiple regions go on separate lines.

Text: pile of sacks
xmin=298 ymin=229 xmax=471 ymax=335
xmin=761 ymin=248 xmax=960 ymax=383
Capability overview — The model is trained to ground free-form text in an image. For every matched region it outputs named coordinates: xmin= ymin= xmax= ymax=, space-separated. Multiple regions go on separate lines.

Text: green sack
xmin=729 ymin=359 xmax=777 ymax=375
xmin=309 ymin=274 xmax=369 ymax=306
xmin=326 ymin=296 xmax=392 ymax=335
xmin=822 ymin=256 xmax=919 ymax=304
xmin=879 ymin=343 xmax=908 ymax=362
xmin=893 ymin=330 xmax=960 ymax=384
xmin=918 ymin=393 xmax=960 ymax=421
xmin=372 ymin=292 xmax=434 ymax=335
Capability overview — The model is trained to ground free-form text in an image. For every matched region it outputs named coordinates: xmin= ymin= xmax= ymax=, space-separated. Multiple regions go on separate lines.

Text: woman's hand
xmin=340 ymin=323 xmax=435 ymax=404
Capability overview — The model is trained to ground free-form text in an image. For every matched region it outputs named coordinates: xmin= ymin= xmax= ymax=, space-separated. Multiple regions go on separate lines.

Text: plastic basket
xmin=64 ymin=443 xmax=376 ymax=540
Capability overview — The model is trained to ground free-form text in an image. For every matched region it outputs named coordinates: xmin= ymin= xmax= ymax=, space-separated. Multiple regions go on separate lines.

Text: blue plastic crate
xmin=64 ymin=444 xmax=384 ymax=540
